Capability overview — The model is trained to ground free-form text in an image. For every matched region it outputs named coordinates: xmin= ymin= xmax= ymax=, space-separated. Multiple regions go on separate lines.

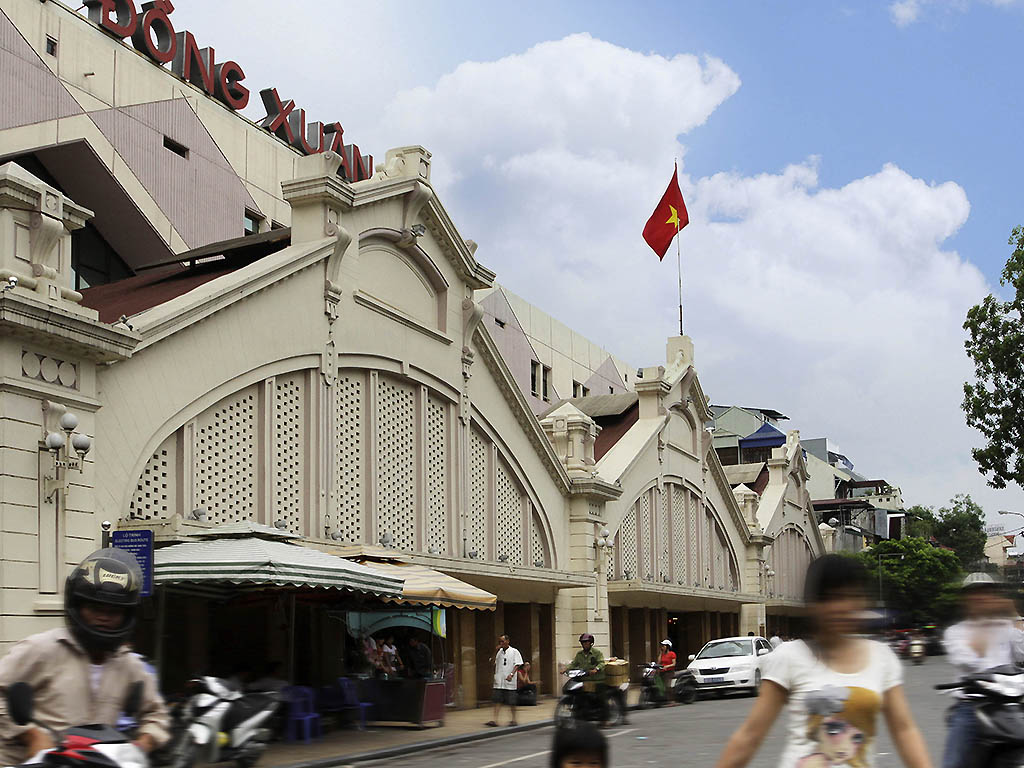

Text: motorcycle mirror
xmin=6 ymin=682 xmax=34 ymax=726
xmin=123 ymin=681 xmax=144 ymax=720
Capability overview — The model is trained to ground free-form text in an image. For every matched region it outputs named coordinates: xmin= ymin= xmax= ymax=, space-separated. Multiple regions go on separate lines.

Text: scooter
xmin=909 ymin=639 xmax=926 ymax=666
xmin=555 ymin=669 xmax=628 ymax=728
xmin=936 ymin=665 xmax=1024 ymax=767
xmin=157 ymin=677 xmax=278 ymax=768
xmin=636 ymin=663 xmax=697 ymax=708
xmin=4 ymin=680 xmax=147 ymax=768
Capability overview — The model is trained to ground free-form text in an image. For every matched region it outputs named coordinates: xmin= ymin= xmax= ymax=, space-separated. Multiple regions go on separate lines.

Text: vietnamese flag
xmin=642 ymin=165 xmax=689 ymax=260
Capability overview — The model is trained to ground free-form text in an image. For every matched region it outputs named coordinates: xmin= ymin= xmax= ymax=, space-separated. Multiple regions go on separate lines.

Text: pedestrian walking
xmin=486 ymin=634 xmax=523 ymax=727
xmin=714 ymin=554 xmax=932 ymax=768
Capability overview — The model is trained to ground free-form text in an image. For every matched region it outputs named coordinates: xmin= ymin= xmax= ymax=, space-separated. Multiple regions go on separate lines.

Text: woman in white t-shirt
xmin=715 ymin=555 xmax=932 ymax=768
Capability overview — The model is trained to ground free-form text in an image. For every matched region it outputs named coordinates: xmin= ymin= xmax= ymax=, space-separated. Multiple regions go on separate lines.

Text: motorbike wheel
xmin=677 ymin=683 xmax=697 ymax=705
xmin=638 ymin=687 xmax=653 ymax=710
xmin=168 ymin=733 xmax=199 ymax=768
xmin=605 ymin=695 xmax=625 ymax=728
xmin=555 ymin=698 xmax=574 ymax=727
xmin=749 ymin=671 xmax=762 ymax=696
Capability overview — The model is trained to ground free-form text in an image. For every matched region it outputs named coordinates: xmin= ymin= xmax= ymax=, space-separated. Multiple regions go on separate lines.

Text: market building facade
xmin=0 ymin=0 xmax=826 ymax=705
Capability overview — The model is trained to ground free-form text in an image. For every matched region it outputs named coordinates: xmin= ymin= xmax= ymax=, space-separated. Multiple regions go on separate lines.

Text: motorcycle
xmin=636 ymin=663 xmax=697 ymax=708
xmin=555 ymin=669 xmax=628 ymax=728
xmin=909 ymin=639 xmax=926 ymax=666
xmin=4 ymin=680 xmax=147 ymax=768
xmin=156 ymin=677 xmax=278 ymax=768
xmin=936 ymin=665 xmax=1024 ymax=767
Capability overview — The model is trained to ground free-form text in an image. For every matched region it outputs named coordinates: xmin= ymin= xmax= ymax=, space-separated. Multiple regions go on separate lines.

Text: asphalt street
xmin=368 ymin=657 xmax=954 ymax=768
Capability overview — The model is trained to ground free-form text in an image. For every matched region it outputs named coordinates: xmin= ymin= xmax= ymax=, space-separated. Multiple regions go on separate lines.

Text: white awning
xmin=154 ymin=537 xmax=405 ymax=598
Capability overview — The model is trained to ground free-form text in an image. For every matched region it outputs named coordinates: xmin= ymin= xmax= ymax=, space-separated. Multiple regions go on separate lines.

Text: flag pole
xmin=675 ymin=159 xmax=684 ymax=336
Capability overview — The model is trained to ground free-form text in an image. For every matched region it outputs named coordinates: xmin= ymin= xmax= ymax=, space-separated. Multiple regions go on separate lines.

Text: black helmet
xmin=64 ymin=548 xmax=142 ymax=654
xmin=579 ymin=633 xmax=595 ymax=644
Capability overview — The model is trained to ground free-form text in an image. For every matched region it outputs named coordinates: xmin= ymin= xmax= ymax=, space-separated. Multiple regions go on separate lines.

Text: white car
xmin=686 ymin=635 xmax=773 ymax=694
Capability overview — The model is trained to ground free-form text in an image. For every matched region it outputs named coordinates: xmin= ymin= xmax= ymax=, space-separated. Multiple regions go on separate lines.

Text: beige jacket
xmin=0 ymin=628 xmax=169 ymax=765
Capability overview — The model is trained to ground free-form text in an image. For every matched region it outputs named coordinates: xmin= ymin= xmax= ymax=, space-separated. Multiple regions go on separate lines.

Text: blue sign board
xmin=111 ymin=529 xmax=154 ymax=598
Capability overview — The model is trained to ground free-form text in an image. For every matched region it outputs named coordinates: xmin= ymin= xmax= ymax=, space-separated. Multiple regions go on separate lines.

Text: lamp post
xmin=594 ymin=527 xmax=612 ymax=620
xmin=43 ymin=410 xmax=91 ymax=503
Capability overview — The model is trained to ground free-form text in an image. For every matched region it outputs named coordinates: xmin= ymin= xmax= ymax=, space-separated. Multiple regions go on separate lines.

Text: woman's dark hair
xmin=551 ymin=722 xmax=608 ymax=768
xmin=803 ymin=554 xmax=870 ymax=604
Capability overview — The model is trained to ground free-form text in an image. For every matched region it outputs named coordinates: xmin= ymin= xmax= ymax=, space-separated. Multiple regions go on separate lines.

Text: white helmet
xmin=660 ymin=639 xmax=672 ymax=648
xmin=961 ymin=572 xmax=1000 ymax=591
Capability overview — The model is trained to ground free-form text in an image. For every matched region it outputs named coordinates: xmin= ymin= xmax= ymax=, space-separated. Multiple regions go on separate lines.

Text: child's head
xmin=551 ymin=722 xmax=608 ymax=768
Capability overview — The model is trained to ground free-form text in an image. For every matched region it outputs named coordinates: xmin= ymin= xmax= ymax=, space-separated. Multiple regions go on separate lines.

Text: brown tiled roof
xmin=80 ymin=229 xmax=291 ymax=324
xmin=594 ymin=400 xmax=640 ymax=461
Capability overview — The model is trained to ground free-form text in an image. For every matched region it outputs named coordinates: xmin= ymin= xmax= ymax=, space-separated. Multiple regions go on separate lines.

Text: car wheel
xmin=750 ymin=671 xmax=761 ymax=696
xmin=678 ymin=683 xmax=697 ymax=705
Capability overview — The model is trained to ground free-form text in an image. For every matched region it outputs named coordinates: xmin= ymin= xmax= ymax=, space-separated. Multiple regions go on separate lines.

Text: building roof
xmin=847 ymin=479 xmax=892 ymax=490
xmin=710 ymin=405 xmax=789 ymax=421
xmin=724 ymin=463 xmax=765 ymax=487
xmin=811 ymin=498 xmax=875 ymax=510
xmin=542 ymin=393 xmax=638 ymax=419
xmin=80 ymin=229 xmax=291 ymax=323
xmin=738 ymin=421 xmax=787 ymax=449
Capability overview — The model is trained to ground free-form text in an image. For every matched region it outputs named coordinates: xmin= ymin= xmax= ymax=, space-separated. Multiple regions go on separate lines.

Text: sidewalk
xmin=265 ymin=699 xmax=559 ymax=768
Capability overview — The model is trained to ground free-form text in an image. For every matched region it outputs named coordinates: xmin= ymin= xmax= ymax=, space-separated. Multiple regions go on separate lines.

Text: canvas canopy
xmin=351 ymin=559 xmax=496 ymax=611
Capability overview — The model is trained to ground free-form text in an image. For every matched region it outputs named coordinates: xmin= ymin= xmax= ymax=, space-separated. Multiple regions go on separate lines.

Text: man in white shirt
xmin=769 ymin=634 xmax=782 ymax=649
xmin=942 ymin=573 xmax=1024 ymax=768
xmin=485 ymin=634 xmax=523 ymax=727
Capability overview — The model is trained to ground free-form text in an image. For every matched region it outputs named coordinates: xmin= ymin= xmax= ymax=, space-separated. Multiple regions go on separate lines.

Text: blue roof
xmin=738 ymin=422 xmax=787 ymax=449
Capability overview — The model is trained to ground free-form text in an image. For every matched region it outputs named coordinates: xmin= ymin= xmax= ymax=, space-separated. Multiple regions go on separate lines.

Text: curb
xmin=273 ymin=718 xmax=556 ymax=768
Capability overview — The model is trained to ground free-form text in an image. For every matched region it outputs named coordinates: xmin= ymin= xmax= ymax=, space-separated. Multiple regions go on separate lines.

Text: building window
xmin=46 ymin=36 xmax=58 ymax=56
xmin=531 ymin=361 xmax=541 ymax=398
xmin=542 ymin=365 xmax=551 ymax=402
xmin=494 ymin=318 xmax=506 ymax=329
xmin=609 ymin=386 xmax=614 ymax=394
xmin=572 ymin=381 xmax=590 ymax=398
xmin=244 ymin=209 xmax=264 ymax=236
xmin=270 ymin=220 xmax=285 ymax=230
xmin=162 ymin=136 xmax=189 ymax=159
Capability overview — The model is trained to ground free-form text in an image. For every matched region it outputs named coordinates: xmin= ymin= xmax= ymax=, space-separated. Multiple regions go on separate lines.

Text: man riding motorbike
xmin=0 ymin=548 xmax=170 ymax=765
xmin=567 ymin=633 xmax=608 ymax=725
xmin=941 ymin=571 xmax=1024 ymax=768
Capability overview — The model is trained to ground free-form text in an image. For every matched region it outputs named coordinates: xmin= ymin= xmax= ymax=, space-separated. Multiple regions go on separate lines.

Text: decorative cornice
xmin=0 ymin=292 xmax=139 ymax=362
xmin=568 ymin=476 xmax=623 ymax=501
xmin=353 ymin=290 xmax=453 ymax=345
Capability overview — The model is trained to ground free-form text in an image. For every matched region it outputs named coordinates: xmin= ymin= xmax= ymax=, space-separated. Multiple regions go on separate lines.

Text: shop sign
xmin=111 ymin=528 xmax=154 ymax=598
xmin=82 ymin=0 xmax=373 ymax=181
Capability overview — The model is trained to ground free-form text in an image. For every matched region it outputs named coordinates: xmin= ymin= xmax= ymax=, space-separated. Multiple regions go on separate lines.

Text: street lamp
xmin=43 ymin=410 xmax=91 ymax=502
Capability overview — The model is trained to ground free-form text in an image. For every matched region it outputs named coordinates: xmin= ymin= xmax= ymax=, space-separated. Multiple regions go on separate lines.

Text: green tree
xmin=933 ymin=494 xmax=987 ymax=570
xmin=858 ymin=538 xmax=962 ymax=626
xmin=963 ymin=226 xmax=1024 ymax=489
xmin=903 ymin=505 xmax=936 ymax=539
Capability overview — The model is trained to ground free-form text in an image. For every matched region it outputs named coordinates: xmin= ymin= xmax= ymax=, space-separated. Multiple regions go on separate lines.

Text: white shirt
xmin=761 ymin=639 xmax=903 ymax=768
xmin=493 ymin=646 xmax=524 ymax=690
xmin=944 ymin=619 xmax=1024 ymax=676
xmin=770 ymin=635 xmax=782 ymax=648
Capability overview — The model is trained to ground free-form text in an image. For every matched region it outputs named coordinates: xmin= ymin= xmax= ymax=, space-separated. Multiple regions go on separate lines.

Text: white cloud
xmin=888 ymin=0 xmax=1022 ymax=25
xmin=890 ymin=0 xmax=923 ymax=25
xmin=370 ymin=33 xmax=1024 ymax=516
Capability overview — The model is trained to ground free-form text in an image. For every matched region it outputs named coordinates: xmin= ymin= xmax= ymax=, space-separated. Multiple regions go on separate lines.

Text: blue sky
xmin=178 ymin=0 xmax=1024 ymax=520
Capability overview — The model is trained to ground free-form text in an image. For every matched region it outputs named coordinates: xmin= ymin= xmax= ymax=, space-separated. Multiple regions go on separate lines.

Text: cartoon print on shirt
xmin=797 ymin=686 xmax=880 ymax=768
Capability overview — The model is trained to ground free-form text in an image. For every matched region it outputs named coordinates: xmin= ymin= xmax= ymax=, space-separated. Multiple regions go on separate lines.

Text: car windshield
xmin=696 ymin=640 xmax=753 ymax=659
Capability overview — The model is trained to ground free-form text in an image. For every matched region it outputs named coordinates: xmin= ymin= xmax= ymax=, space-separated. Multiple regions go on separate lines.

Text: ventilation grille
xmin=334 ymin=373 xmax=364 ymax=543
xmin=376 ymin=376 xmax=416 ymax=550
xmin=659 ymin=490 xmax=670 ymax=582
xmin=469 ymin=428 xmax=489 ymax=559
xmin=688 ymin=494 xmax=699 ymax=585
xmin=425 ymin=396 xmax=448 ymax=554
xmin=496 ymin=460 xmax=523 ymax=565
xmin=531 ymin=511 xmax=546 ymax=568
xmin=273 ymin=375 xmax=304 ymax=534
xmin=195 ymin=390 xmax=256 ymax=523
xmin=640 ymin=493 xmax=652 ymax=580
xmin=672 ymin=487 xmax=687 ymax=584
xmin=130 ymin=447 xmax=171 ymax=520
xmin=620 ymin=508 xmax=637 ymax=578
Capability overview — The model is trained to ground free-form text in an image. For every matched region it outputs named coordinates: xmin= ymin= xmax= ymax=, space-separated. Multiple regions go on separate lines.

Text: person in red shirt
xmin=659 ymin=640 xmax=677 ymax=699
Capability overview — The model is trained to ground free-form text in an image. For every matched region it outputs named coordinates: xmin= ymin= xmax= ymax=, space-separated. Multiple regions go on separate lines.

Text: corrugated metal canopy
xmin=352 ymin=559 xmax=497 ymax=611
xmin=154 ymin=538 xmax=405 ymax=597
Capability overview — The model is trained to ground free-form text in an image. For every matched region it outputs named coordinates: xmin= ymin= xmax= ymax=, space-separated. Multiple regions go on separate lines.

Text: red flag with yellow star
xmin=642 ymin=165 xmax=688 ymax=260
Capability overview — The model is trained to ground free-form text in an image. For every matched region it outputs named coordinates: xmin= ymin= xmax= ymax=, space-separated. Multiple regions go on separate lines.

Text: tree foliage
xmin=857 ymin=537 xmax=962 ymax=626
xmin=900 ymin=495 xmax=986 ymax=570
xmin=963 ymin=226 xmax=1024 ymax=489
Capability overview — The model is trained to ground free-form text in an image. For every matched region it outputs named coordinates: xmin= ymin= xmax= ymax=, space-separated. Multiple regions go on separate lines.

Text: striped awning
xmin=352 ymin=559 xmax=496 ymax=611
xmin=154 ymin=538 xmax=405 ymax=598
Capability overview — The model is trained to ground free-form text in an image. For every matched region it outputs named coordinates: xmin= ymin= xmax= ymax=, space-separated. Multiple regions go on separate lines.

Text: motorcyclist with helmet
xmin=0 ymin=548 xmax=169 ymax=765
xmin=567 ymin=633 xmax=608 ymax=725
xmin=941 ymin=571 xmax=1024 ymax=768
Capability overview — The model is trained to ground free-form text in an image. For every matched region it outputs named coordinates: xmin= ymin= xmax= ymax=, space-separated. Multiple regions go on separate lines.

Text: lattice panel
xmin=334 ymin=374 xmax=364 ymax=543
xmin=376 ymin=376 xmax=416 ymax=550
xmin=273 ymin=375 xmax=304 ymax=533
xmin=640 ymin=493 xmax=652 ymax=580
xmin=130 ymin=443 xmax=172 ymax=520
xmin=469 ymin=428 xmax=489 ymax=559
xmin=531 ymin=512 xmax=546 ymax=568
xmin=658 ymin=490 xmax=670 ymax=582
xmin=620 ymin=508 xmax=637 ymax=579
xmin=688 ymin=491 xmax=699 ymax=586
xmin=672 ymin=487 xmax=687 ymax=584
xmin=425 ymin=395 xmax=448 ymax=554
xmin=703 ymin=509 xmax=713 ymax=587
xmin=195 ymin=389 xmax=256 ymax=523
xmin=496 ymin=460 xmax=523 ymax=565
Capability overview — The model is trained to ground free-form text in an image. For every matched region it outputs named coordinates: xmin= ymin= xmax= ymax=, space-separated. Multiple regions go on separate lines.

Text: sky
xmin=152 ymin=0 xmax=1024 ymax=527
